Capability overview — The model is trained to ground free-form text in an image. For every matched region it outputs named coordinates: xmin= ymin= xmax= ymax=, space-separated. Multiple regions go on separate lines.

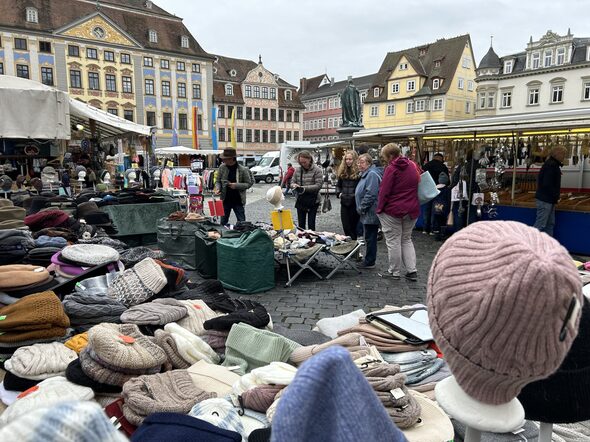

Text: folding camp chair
xmin=279 ymin=243 xmax=325 ymax=287
xmin=323 ymin=240 xmax=362 ymax=280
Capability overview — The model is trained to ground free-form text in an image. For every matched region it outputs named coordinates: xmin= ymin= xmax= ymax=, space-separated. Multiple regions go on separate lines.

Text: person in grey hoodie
xmin=355 ymin=153 xmax=382 ymax=269
xmin=291 ymin=150 xmax=323 ymax=230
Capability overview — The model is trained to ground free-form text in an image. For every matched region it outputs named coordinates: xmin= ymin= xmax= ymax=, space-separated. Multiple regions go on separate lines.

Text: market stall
xmin=353 ymin=108 xmax=590 ymax=254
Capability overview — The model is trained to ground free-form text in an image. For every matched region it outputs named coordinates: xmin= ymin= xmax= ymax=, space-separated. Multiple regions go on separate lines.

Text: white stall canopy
xmin=69 ymin=99 xmax=152 ymax=137
xmin=0 ymin=75 xmax=70 ymax=139
xmin=155 ymin=146 xmax=220 ymax=156
xmin=0 ymin=76 xmax=152 ymax=140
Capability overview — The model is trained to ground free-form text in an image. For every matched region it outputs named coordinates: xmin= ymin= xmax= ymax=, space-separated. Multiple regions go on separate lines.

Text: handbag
xmin=418 ymin=171 xmax=440 ymax=205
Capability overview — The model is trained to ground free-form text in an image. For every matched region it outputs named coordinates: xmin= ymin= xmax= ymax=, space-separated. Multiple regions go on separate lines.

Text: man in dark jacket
xmin=533 ymin=147 xmax=565 ymax=237
xmin=214 ymin=148 xmax=253 ymax=225
xmin=422 ymin=153 xmax=449 ymax=234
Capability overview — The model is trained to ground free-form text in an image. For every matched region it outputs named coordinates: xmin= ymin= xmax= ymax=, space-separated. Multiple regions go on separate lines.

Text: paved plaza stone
xmin=193 ymin=184 xmax=443 ymax=331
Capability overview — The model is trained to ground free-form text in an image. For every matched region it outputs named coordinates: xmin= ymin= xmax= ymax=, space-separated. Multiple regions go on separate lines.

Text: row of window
xmin=146 ymin=111 xmax=203 ymax=131
xmin=12 ymin=38 xmax=52 ymax=53
xmin=304 ymin=96 xmax=344 ymax=112
xmin=304 ymin=117 xmax=344 ymax=131
xmin=144 ymin=79 xmax=200 ymax=98
xmin=218 ymin=128 xmax=299 ymax=143
xmin=9 ymin=39 xmax=202 ymax=73
xmin=148 ymin=30 xmax=190 ymax=49
xmin=68 ymin=70 xmax=134 ymax=93
xmin=9 ymin=63 xmax=55 ymax=85
xmin=524 ymin=47 xmax=569 ymax=71
xmin=217 ymin=105 xmax=300 ymax=122
xmin=478 ymin=82 xmax=590 ymax=109
xmin=374 ymin=78 xmax=474 ymax=98
xmin=243 ymin=85 xmax=277 ymax=99
xmin=368 ymin=97 xmax=446 ymax=117
xmin=105 ymin=109 xmax=135 ymax=121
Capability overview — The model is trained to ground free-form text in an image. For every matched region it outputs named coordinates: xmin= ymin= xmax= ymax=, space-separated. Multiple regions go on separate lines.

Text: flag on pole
xmin=230 ymin=107 xmax=237 ymax=148
xmin=192 ymin=106 xmax=199 ymax=149
xmin=171 ymin=107 xmax=179 ymax=146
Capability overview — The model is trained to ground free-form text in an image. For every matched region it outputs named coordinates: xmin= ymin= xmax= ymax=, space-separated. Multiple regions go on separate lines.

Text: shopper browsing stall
xmin=336 ymin=150 xmax=361 ymax=240
xmin=355 ymin=153 xmax=381 ymax=269
xmin=533 ymin=146 xmax=566 ymax=237
xmin=291 ymin=151 xmax=323 ymax=230
xmin=377 ymin=144 xmax=420 ymax=281
xmin=214 ymin=148 xmax=253 ymax=225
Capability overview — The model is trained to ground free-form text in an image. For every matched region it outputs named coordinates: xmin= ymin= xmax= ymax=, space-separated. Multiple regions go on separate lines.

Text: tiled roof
xmin=213 ymin=82 xmax=245 ymax=105
xmin=365 ymin=34 xmax=472 ymax=103
xmin=301 ymin=73 xmax=376 ymax=100
xmin=299 ymin=74 xmax=328 ymax=95
xmin=278 ymin=88 xmax=305 ymax=109
xmin=478 ymin=46 xmax=501 ymax=69
xmin=0 ymin=0 xmax=212 ymax=59
xmin=212 ymin=54 xmax=258 ymax=82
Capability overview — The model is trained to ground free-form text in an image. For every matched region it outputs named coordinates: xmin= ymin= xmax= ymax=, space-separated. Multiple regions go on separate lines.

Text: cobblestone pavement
xmin=201 ymin=182 xmax=444 ymax=331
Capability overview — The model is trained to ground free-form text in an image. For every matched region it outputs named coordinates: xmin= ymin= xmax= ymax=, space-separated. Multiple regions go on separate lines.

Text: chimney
xmin=299 ymin=77 xmax=307 ymax=94
xmin=330 ymin=77 xmax=334 ymax=86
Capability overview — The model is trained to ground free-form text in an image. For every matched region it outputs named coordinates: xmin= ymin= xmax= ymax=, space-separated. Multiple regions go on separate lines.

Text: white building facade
xmin=476 ymin=30 xmax=590 ymax=117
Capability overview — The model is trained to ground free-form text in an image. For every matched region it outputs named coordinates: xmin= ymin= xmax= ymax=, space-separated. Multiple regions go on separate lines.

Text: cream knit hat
xmin=250 ymin=362 xmax=297 ymax=386
xmin=88 ymin=323 xmax=167 ymax=371
xmin=0 ymin=377 xmax=94 ymax=425
xmin=163 ymin=322 xmax=220 ymax=365
xmin=187 ymin=360 xmax=240 ymax=396
xmin=5 ymin=342 xmax=78 ymax=380
xmin=176 ymin=300 xmax=222 ymax=336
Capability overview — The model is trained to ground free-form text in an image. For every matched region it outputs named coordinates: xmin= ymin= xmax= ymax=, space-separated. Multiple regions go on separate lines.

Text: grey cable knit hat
xmin=63 ymin=292 xmax=127 ymax=327
xmin=107 ymin=258 xmax=167 ymax=307
xmin=120 ymin=298 xmax=188 ymax=325
xmin=122 ymin=370 xmax=215 ymax=426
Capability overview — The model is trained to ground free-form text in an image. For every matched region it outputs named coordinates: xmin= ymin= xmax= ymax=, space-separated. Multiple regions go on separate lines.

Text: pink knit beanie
xmin=427 ymin=221 xmax=583 ymax=405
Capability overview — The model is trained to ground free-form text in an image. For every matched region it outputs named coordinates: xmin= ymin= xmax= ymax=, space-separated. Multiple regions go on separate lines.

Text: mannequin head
xmin=77 ymin=170 xmax=87 ymax=182
xmin=266 ymin=185 xmax=285 ymax=210
xmin=102 ymin=172 xmax=111 ymax=183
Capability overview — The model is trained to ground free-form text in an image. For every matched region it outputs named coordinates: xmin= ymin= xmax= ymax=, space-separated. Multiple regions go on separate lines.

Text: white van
xmin=251 ymin=151 xmax=281 ymax=183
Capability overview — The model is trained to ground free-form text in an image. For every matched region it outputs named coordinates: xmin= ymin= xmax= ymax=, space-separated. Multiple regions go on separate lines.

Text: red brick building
xmin=299 ymin=73 xmax=375 ymax=141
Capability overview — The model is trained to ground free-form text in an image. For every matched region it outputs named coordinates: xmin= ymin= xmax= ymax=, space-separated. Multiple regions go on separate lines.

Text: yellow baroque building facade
xmin=363 ymin=35 xmax=477 ymax=129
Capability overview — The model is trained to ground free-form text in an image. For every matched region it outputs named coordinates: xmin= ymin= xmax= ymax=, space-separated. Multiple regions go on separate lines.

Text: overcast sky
xmin=163 ymin=0 xmax=588 ymax=86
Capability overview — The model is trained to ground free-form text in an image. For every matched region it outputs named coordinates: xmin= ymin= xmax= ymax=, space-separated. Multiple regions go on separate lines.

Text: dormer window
xmin=285 ymin=90 xmax=292 ymax=101
xmin=373 ymin=87 xmax=380 ymax=97
xmin=26 ymin=7 xmax=38 ymax=23
xmin=432 ymin=79 xmax=440 ymax=90
xmin=145 ymin=1 xmax=153 ymax=8
xmin=225 ymin=84 xmax=233 ymax=96
xmin=419 ymin=48 xmax=427 ymax=56
xmin=504 ymin=60 xmax=513 ymax=74
xmin=230 ymin=69 xmax=237 ymax=77
xmin=434 ymin=60 xmax=441 ymax=68
xmin=181 ymin=36 xmax=189 ymax=48
xmin=148 ymin=30 xmax=158 ymax=44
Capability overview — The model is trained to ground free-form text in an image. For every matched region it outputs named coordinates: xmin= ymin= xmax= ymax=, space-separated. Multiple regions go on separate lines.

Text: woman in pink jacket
xmin=377 ymin=143 xmax=420 ymax=281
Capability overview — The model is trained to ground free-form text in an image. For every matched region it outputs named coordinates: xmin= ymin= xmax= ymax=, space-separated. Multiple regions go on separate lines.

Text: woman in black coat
xmin=336 ymin=150 xmax=361 ymax=239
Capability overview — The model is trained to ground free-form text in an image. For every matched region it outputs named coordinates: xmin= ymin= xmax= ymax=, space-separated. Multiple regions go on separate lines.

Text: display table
xmin=101 ymin=201 xmax=180 ymax=245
